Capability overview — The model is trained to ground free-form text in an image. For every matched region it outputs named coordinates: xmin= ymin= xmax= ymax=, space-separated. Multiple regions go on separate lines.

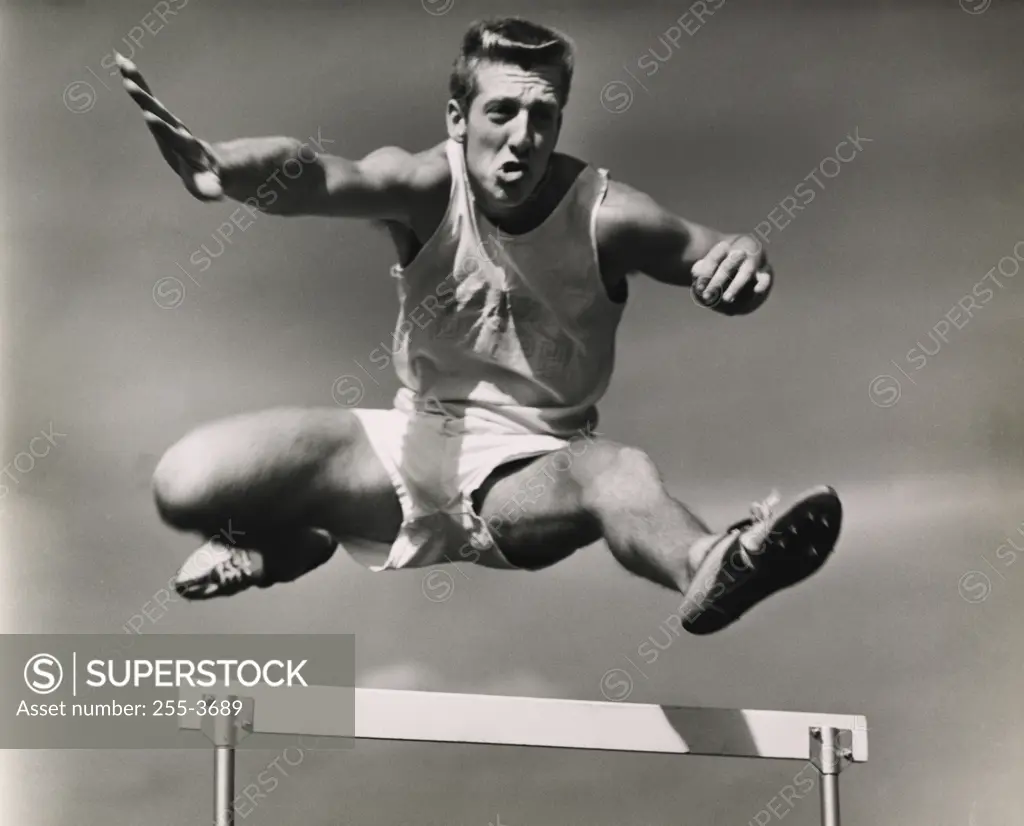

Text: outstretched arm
xmin=117 ymin=54 xmax=429 ymax=221
xmin=596 ymin=180 xmax=773 ymax=315
xmin=210 ymin=141 xmax=426 ymax=220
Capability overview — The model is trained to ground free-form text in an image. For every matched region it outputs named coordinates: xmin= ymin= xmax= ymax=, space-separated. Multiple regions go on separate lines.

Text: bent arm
xmin=597 ymin=180 xmax=758 ymax=287
xmin=212 ymin=139 xmax=427 ymax=220
xmin=597 ymin=180 xmax=770 ymax=315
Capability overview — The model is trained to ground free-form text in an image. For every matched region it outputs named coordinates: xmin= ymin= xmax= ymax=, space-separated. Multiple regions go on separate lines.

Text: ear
xmin=446 ymin=99 xmax=467 ymax=142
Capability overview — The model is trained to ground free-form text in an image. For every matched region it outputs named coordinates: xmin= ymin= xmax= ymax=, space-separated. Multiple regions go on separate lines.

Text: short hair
xmin=449 ymin=18 xmax=575 ymax=111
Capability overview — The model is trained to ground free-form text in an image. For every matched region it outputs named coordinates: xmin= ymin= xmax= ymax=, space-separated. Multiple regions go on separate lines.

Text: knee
xmin=151 ymin=407 xmax=361 ymax=530
xmin=151 ymin=428 xmax=218 ymax=528
xmin=575 ymin=442 xmax=663 ymax=513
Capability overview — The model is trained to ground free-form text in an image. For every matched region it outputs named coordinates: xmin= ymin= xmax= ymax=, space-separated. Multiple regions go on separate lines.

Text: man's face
xmin=449 ymin=59 xmax=563 ymax=214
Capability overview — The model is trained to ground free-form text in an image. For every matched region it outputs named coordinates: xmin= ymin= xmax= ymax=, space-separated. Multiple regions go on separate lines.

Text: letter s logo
xmin=24 ymin=654 xmax=63 ymax=694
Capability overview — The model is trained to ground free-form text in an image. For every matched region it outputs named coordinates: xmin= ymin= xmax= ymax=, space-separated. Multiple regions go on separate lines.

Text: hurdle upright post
xmin=813 ymin=726 xmax=844 ymax=826
xmin=211 ymin=697 xmax=238 ymax=826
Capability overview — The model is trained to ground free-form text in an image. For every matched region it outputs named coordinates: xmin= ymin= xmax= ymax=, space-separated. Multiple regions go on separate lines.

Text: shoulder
xmin=547 ymin=157 xmax=657 ymax=241
xmin=408 ymin=142 xmax=452 ymax=194
xmin=361 ymin=142 xmax=450 ymax=196
xmin=364 ymin=142 xmax=451 ymax=235
xmin=596 ymin=179 xmax=678 ymax=242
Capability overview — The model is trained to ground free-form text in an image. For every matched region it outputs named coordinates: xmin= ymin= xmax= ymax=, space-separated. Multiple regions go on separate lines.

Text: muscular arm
xmin=212 ymin=140 xmax=443 ymax=220
xmin=596 ymin=180 xmax=771 ymax=314
xmin=115 ymin=54 xmax=446 ymax=222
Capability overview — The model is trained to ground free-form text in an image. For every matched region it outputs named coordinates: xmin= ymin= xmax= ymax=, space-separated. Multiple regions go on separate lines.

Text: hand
xmin=116 ymin=53 xmax=223 ymax=202
xmin=691 ymin=237 xmax=773 ymax=316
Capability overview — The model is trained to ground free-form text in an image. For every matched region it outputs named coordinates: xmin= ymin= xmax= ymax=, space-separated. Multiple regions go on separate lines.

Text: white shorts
xmin=347 ymin=407 xmax=569 ymax=571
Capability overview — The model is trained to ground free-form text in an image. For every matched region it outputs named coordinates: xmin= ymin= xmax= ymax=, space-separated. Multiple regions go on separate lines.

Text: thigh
xmin=314 ymin=409 xmax=404 ymax=542
xmin=473 ymin=446 xmax=604 ymax=570
xmin=155 ymin=406 xmax=403 ymax=542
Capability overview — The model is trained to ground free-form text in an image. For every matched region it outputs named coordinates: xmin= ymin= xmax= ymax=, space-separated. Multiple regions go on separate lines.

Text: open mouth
xmin=498 ymin=161 xmax=528 ymax=182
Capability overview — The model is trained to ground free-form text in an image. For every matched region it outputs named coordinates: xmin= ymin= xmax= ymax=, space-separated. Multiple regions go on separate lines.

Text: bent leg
xmin=476 ymin=438 xmax=713 ymax=591
xmin=153 ymin=406 xmax=403 ymax=544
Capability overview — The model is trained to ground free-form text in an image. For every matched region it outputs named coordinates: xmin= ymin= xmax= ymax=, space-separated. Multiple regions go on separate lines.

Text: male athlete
xmin=121 ymin=18 xmax=842 ymax=634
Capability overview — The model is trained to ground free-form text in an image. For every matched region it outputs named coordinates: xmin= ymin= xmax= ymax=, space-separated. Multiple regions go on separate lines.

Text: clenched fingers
xmin=722 ymin=256 xmax=758 ymax=303
xmin=691 ymin=240 xmax=732 ymax=285
xmin=702 ymin=249 xmax=746 ymax=302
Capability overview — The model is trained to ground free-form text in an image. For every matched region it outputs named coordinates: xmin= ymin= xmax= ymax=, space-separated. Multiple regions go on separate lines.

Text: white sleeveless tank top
xmin=388 ymin=139 xmax=625 ymax=437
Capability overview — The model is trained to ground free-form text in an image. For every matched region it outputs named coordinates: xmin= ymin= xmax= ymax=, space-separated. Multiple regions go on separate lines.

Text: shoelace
xmin=725 ymin=489 xmax=780 ymax=533
xmin=727 ymin=489 xmax=781 ymax=557
xmin=737 ymin=491 xmax=782 ymax=556
xmin=749 ymin=489 xmax=781 ymax=525
xmin=212 ymin=549 xmax=255 ymax=584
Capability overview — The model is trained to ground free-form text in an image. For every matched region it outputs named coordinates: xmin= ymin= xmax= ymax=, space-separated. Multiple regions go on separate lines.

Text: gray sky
xmin=2 ymin=1 xmax=1023 ymax=824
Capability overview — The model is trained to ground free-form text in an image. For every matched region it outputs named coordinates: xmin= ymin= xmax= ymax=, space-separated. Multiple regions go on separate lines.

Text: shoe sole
xmin=682 ymin=487 xmax=843 ymax=635
xmin=174 ymin=580 xmax=252 ymax=601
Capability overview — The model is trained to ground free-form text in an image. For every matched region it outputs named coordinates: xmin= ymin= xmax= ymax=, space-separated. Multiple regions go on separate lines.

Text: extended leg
xmin=477 ymin=437 xmax=842 ymax=633
xmin=476 ymin=438 xmax=713 ymax=591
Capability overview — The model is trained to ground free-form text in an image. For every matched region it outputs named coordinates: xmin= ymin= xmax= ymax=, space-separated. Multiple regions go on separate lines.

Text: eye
xmin=487 ymin=102 xmax=517 ymax=123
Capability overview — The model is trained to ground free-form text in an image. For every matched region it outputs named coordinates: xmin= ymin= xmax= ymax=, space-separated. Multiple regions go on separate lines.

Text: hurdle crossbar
xmin=179 ymin=686 xmax=867 ymax=826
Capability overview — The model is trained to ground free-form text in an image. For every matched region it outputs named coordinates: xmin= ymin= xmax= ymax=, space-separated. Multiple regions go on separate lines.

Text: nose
xmin=507 ymin=111 xmax=533 ymax=156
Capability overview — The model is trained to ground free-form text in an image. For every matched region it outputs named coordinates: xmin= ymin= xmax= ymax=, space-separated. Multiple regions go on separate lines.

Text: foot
xmin=679 ymin=486 xmax=842 ymax=635
xmin=173 ymin=529 xmax=337 ymax=601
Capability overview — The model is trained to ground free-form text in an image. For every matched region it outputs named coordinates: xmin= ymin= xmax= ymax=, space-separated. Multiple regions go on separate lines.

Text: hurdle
xmin=179 ymin=685 xmax=868 ymax=826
